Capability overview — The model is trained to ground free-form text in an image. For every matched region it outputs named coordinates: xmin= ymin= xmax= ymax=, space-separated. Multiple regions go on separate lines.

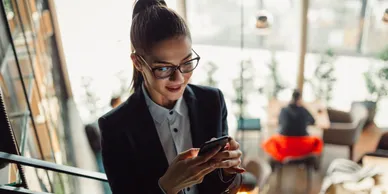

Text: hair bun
xmin=133 ymin=0 xmax=167 ymax=19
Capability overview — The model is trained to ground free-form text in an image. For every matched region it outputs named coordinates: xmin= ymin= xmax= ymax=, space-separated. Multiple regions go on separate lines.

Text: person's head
xmin=110 ymin=97 xmax=122 ymax=108
xmin=130 ymin=0 xmax=199 ymax=108
xmin=291 ymin=89 xmax=302 ymax=104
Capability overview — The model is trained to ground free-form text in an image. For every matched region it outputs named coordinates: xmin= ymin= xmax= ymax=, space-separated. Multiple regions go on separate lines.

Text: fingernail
xmin=238 ymin=168 xmax=246 ymax=172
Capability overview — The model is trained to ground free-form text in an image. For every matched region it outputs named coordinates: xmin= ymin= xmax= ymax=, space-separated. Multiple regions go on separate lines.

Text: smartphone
xmin=198 ymin=136 xmax=229 ymax=156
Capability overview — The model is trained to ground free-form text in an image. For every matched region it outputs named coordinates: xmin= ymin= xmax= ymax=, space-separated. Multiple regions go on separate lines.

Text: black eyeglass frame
xmin=134 ymin=49 xmax=201 ymax=79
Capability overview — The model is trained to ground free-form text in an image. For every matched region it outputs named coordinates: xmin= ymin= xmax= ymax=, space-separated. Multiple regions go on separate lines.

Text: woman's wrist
xmin=159 ymin=175 xmax=178 ymax=194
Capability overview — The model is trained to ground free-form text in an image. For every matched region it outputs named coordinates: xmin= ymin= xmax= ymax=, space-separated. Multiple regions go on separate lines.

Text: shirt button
xmin=173 ymin=128 xmax=178 ymax=133
xmin=187 ymin=187 xmax=190 ymax=191
xmin=169 ymin=111 xmax=173 ymax=115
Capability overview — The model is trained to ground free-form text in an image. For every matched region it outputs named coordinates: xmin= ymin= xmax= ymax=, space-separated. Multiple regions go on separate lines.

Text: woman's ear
xmin=131 ymin=53 xmax=143 ymax=72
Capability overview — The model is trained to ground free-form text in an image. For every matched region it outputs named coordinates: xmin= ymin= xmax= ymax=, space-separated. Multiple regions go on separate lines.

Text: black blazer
xmin=98 ymin=84 xmax=242 ymax=194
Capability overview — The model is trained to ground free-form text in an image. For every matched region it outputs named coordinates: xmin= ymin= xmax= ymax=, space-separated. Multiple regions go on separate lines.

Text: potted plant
xmin=81 ymin=76 xmax=101 ymax=121
xmin=4 ymin=0 xmax=12 ymax=13
xmin=360 ymin=46 xmax=388 ymax=124
xmin=233 ymin=59 xmax=256 ymax=118
xmin=232 ymin=58 xmax=263 ymax=153
xmin=201 ymin=61 xmax=219 ymax=87
xmin=305 ymin=49 xmax=337 ymax=105
xmin=266 ymin=52 xmax=287 ymax=100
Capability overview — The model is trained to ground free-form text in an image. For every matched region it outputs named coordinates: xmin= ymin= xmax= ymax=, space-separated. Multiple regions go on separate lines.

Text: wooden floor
xmin=239 ymin=123 xmax=384 ymax=194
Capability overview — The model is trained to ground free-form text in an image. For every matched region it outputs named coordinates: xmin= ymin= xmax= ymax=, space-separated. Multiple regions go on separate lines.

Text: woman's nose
xmin=169 ymin=68 xmax=184 ymax=82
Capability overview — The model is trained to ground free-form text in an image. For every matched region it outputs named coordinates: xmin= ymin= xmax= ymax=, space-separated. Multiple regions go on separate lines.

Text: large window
xmin=0 ymin=0 xmax=73 ymax=193
xmin=187 ymin=0 xmax=388 ymax=55
xmin=362 ymin=0 xmax=388 ymax=53
xmin=308 ymin=0 xmax=362 ymax=52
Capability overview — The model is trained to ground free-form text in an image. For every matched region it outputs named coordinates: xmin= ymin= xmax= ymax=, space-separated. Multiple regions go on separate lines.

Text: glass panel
xmin=187 ymin=0 xmax=243 ymax=47
xmin=1 ymin=57 xmax=33 ymax=146
xmin=308 ymin=0 xmax=362 ymax=52
xmin=362 ymin=1 xmax=388 ymax=54
xmin=187 ymin=0 xmax=298 ymax=50
xmin=259 ymin=0 xmax=296 ymax=50
xmin=0 ymin=2 xmax=11 ymax=65
xmin=3 ymin=0 xmax=13 ymax=13
xmin=1 ymin=0 xmax=76 ymax=192
xmin=23 ymin=138 xmax=53 ymax=193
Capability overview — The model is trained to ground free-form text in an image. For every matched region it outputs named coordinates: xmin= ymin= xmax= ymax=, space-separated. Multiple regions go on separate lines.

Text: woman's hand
xmin=212 ymin=137 xmax=245 ymax=175
xmin=159 ymin=146 xmax=221 ymax=194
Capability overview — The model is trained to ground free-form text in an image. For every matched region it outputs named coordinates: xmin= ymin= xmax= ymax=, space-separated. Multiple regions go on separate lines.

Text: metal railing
xmin=0 ymin=152 xmax=108 ymax=182
xmin=0 ymin=185 xmax=51 ymax=194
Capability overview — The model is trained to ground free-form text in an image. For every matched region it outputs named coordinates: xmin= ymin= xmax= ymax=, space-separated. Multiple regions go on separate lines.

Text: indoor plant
xmin=306 ymin=49 xmax=337 ymax=105
xmin=266 ymin=52 xmax=287 ymax=100
xmin=201 ymin=61 xmax=219 ymax=87
xmin=233 ymin=59 xmax=256 ymax=118
xmin=361 ymin=46 xmax=388 ymax=124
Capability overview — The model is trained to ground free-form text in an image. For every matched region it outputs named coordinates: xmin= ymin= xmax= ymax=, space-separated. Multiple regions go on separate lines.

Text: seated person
xmin=110 ymin=96 xmax=122 ymax=109
xmin=262 ymin=90 xmax=323 ymax=163
xmin=278 ymin=89 xmax=315 ymax=136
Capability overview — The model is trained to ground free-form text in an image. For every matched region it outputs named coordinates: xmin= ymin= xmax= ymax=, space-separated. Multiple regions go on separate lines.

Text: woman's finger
xmin=212 ymin=150 xmax=242 ymax=161
xmin=224 ymin=167 xmax=246 ymax=174
xmin=214 ymin=158 xmax=241 ymax=169
xmin=228 ymin=137 xmax=240 ymax=150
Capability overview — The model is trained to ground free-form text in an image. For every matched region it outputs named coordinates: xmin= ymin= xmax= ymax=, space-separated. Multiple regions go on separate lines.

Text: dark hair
xmin=130 ymin=0 xmax=191 ymax=91
xmin=292 ymin=89 xmax=301 ymax=102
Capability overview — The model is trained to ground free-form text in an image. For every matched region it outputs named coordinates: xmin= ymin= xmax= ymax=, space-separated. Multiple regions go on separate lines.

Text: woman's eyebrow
xmin=153 ymin=59 xmax=173 ymax=64
xmin=152 ymin=53 xmax=193 ymax=64
xmin=182 ymin=53 xmax=193 ymax=61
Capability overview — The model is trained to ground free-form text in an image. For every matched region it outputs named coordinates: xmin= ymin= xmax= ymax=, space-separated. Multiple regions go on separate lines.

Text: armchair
xmin=323 ymin=103 xmax=368 ymax=160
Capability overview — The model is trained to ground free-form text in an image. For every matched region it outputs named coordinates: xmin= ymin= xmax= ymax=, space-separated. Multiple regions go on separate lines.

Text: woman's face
xmin=134 ymin=36 xmax=195 ymax=107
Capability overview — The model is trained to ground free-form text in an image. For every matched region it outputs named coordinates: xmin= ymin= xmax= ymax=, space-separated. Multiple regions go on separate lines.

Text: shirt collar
xmin=142 ymin=84 xmax=186 ymax=123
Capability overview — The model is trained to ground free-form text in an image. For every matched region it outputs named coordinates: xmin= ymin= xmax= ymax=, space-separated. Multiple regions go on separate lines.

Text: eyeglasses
xmin=134 ymin=49 xmax=201 ymax=79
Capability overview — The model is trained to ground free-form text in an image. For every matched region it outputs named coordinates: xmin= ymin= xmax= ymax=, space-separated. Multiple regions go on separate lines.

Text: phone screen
xmin=198 ymin=136 xmax=229 ymax=156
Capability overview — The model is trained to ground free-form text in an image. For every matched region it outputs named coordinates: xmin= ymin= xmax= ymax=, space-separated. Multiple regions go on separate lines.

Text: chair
xmin=323 ymin=103 xmax=368 ymax=160
xmin=244 ymin=159 xmax=271 ymax=190
xmin=376 ymin=132 xmax=388 ymax=151
xmin=239 ymin=172 xmax=258 ymax=192
xmin=270 ymin=155 xmax=318 ymax=193
xmin=237 ymin=118 xmax=262 ymax=132
xmin=358 ymin=132 xmax=388 ymax=164
xmin=236 ymin=118 xmax=261 ymax=150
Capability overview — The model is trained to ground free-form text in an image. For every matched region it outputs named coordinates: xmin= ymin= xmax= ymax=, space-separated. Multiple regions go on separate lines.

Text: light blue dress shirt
xmin=142 ymin=84 xmax=198 ymax=194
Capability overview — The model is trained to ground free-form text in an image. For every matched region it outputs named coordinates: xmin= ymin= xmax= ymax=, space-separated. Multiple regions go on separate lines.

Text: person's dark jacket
xmin=278 ymin=104 xmax=315 ymax=136
xmin=85 ymin=123 xmax=102 ymax=154
xmin=98 ymin=84 xmax=242 ymax=194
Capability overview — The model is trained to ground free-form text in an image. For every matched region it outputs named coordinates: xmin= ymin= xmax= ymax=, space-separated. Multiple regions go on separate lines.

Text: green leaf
xmin=378 ymin=45 xmax=388 ymax=61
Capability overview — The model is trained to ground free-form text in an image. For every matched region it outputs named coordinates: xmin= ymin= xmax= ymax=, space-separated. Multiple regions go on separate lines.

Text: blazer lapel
xmin=127 ymin=88 xmax=169 ymax=181
xmin=184 ymin=85 xmax=203 ymax=148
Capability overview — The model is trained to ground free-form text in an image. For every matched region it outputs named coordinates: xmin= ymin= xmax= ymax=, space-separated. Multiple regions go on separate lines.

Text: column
xmin=296 ymin=0 xmax=309 ymax=94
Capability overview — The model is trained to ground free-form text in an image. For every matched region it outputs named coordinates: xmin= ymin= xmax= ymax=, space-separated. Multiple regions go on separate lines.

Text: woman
xmin=98 ymin=0 xmax=245 ymax=193
xmin=262 ymin=90 xmax=323 ymax=163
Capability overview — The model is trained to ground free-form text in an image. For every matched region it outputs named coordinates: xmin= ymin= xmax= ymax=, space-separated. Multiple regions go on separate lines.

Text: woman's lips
xmin=166 ymin=85 xmax=182 ymax=93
